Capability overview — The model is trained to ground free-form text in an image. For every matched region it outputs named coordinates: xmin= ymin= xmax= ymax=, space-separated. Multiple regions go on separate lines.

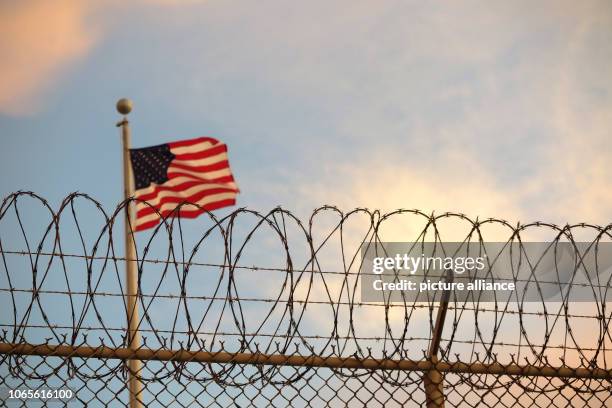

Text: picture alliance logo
xmin=371 ymin=253 xmax=486 ymax=275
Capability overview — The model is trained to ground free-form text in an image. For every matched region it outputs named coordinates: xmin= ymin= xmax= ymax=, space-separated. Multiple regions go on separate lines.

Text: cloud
xmin=547 ymin=10 xmax=612 ymax=224
xmin=0 ymin=0 xmax=210 ymax=117
xmin=269 ymin=1 xmax=612 ymax=227
xmin=299 ymin=148 xmax=528 ymax=243
xmin=0 ymin=1 xmax=100 ymax=116
xmin=2 ymin=0 xmax=610 ymax=227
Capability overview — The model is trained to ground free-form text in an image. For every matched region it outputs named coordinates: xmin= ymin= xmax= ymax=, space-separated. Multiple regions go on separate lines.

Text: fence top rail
xmin=1 ymin=342 xmax=611 ymax=381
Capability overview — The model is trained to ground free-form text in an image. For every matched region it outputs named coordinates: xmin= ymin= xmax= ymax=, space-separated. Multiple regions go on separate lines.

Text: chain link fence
xmin=0 ymin=192 xmax=610 ymax=407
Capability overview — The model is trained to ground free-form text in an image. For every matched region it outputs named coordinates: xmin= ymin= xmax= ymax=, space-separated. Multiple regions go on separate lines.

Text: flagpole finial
xmin=116 ymin=98 xmax=133 ymax=115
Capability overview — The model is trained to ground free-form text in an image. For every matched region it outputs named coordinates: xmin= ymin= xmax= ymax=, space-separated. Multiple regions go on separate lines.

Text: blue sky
xmin=0 ymin=2 xmax=611 ymax=388
xmin=1 ymin=0 xmax=611 ymax=225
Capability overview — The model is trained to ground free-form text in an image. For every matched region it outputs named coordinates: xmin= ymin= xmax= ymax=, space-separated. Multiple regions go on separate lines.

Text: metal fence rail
xmin=0 ymin=192 xmax=611 ymax=407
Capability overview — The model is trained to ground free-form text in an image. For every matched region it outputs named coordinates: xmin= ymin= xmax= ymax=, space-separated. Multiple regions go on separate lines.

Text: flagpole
xmin=116 ymin=98 xmax=143 ymax=408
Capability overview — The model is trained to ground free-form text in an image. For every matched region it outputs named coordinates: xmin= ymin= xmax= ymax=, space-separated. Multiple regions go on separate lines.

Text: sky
xmin=1 ymin=0 xmax=611 ymax=226
xmin=0 ymin=2 xmax=611 ymax=395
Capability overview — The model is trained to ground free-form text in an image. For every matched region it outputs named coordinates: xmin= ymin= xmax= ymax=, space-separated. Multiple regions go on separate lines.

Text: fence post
xmin=423 ymin=270 xmax=452 ymax=408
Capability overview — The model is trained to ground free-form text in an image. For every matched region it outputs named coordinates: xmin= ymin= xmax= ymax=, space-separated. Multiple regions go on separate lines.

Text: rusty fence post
xmin=423 ymin=270 xmax=453 ymax=408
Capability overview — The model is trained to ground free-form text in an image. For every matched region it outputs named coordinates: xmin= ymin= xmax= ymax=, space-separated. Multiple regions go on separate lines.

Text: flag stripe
xmin=171 ymin=142 xmax=216 ymax=155
xmin=172 ymin=152 xmax=228 ymax=167
xmin=134 ymin=199 xmax=236 ymax=231
xmin=169 ymin=160 xmax=230 ymax=173
xmin=167 ymin=172 xmax=235 ymax=184
xmin=172 ymin=144 xmax=227 ymax=161
xmin=136 ymin=179 xmax=237 ymax=202
xmin=135 ymin=183 xmax=238 ymax=212
xmin=174 ymin=149 xmax=227 ymax=163
xmin=167 ymin=166 xmax=233 ymax=181
xmin=135 ymin=175 xmax=235 ymax=196
xmin=136 ymin=189 xmax=237 ymax=218
xmin=168 ymin=137 xmax=218 ymax=149
xmin=135 ymin=193 xmax=237 ymax=228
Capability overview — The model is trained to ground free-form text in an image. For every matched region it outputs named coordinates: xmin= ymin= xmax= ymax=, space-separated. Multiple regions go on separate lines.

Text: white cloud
xmin=0 ymin=0 xmax=207 ymax=117
xmin=0 ymin=1 xmax=99 ymax=116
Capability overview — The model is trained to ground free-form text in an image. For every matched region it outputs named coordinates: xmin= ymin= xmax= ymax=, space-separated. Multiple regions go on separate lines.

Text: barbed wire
xmin=0 ymin=191 xmax=611 ymax=405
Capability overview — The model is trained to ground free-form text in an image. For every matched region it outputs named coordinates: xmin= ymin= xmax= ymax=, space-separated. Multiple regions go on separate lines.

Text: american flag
xmin=129 ymin=137 xmax=239 ymax=231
